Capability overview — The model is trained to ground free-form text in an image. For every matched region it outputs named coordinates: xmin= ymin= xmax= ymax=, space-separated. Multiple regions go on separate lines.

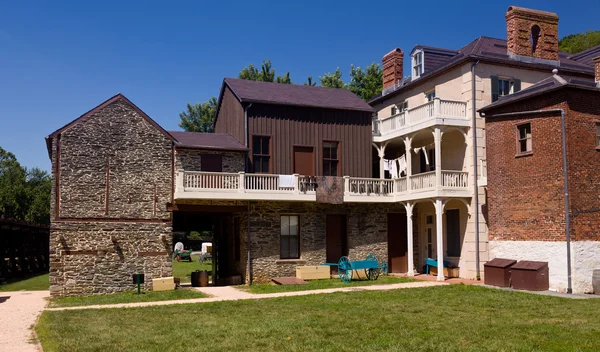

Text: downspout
xmin=471 ymin=60 xmax=481 ymax=280
xmin=243 ymin=103 xmax=253 ymax=285
xmin=480 ymin=108 xmax=571 ymax=293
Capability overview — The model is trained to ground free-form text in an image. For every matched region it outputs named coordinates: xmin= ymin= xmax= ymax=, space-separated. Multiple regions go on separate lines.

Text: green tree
xmin=24 ymin=167 xmax=51 ymax=224
xmin=238 ymin=59 xmax=291 ymax=83
xmin=319 ymin=68 xmax=345 ymax=89
xmin=348 ymin=62 xmax=383 ymax=101
xmin=559 ymin=30 xmax=600 ymax=54
xmin=178 ymin=97 xmax=218 ymax=133
xmin=304 ymin=76 xmax=316 ymax=86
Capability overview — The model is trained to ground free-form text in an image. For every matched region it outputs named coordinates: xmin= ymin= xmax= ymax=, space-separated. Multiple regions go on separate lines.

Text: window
xmin=400 ymin=101 xmax=408 ymax=111
xmin=413 ymin=51 xmax=423 ymax=78
xmin=531 ymin=25 xmax=541 ymax=54
xmin=517 ymin=123 xmax=532 ymax=155
xmin=426 ymin=90 xmax=436 ymax=102
xmin=391 ymin=107 xmax=397 ymax=115
xmin=491 ymin=76 xmax=521 ymax=102
xmin=323 ymin=141 xmax=339 ymax=176
xmin=252 ymin=136 xmax=270 ymax=173
xmin=280 ymin=215 xmax=299 ymax=259
xmin=596 ymin=122 xmax=600 ymax=148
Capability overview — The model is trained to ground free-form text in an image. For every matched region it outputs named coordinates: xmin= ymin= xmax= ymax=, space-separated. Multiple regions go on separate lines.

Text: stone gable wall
xmin=175 ymin=148 xmax=245 ymax=173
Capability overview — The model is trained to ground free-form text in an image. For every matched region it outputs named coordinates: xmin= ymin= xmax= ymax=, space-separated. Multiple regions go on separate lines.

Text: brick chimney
xmin=505 ymin=6 xmax=559 ymax=62
xmin=382 ymin=48 xmax=404 ymax=90
xmin=594 ymin=57 xmax=600 ymax=86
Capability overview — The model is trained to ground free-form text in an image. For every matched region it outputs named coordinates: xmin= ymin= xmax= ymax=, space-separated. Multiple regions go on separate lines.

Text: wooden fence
xmin=0 ymin=218 xmax=49 ymax=281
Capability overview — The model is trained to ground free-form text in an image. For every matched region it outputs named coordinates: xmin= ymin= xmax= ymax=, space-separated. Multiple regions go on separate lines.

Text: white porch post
xmin=175 ymin=169 xmax=184 ymax=193
xmin=405 ymin=202 xmax=415 ymax=276
xmin=404 ymin=137 xmax=412 ymax=191
xmin=434 ymin=127 xmax=442 ymax=188
xmin=435 ymin=197 xmax=444 ymax=281
xmin=373 ymin=142 xmax=388 ymax=179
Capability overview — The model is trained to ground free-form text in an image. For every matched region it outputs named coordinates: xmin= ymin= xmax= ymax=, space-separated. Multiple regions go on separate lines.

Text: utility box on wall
xmin=510 ymin=261 xmax=549 ymax=291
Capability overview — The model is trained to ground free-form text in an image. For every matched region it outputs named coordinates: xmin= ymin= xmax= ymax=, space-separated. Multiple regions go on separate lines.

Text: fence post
xmin=238 ymin=172 xmax=245 ymax=193
xmin=175 ymin=169 xmax=184 ymax=193
xmin=293 ymin=174 xmax=300 ymax=194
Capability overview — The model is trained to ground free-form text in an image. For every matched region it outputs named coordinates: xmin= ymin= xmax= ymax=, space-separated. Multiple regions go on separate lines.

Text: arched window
xmin=531 ymin=25 xmax=541 ymax=54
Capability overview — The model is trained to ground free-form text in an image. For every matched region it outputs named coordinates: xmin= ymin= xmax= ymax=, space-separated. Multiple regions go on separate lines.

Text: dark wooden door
xmin=293 ymin=146 xmax=315 ymax=176
xmin=326 ymin=214 xmax=347 ymax=273
xmin=201 ymin=154 xmax=223 ymax=172
xmin=388 ymin=213 xmax=408 ymax=273
xmin=446 ymin=209 xmax=461 ymax=257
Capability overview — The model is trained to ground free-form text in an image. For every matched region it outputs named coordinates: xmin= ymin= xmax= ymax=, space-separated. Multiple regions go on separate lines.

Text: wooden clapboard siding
xmin=215 ymin=86 xmax=245 ymax=145
xmin=247 ymin=103 xmax=372 ymax=177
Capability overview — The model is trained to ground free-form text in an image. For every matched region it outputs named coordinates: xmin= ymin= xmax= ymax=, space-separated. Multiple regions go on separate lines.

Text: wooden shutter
xmin=513 ymin=79 xmax=521 ymax=93
xmin=491 ymin=76 xmax=499 ymax=102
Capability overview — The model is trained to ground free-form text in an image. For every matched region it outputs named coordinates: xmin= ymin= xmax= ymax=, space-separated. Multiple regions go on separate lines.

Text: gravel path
xmin=0 ymin=291 xmax=49 ymax=352
xmin=45 ymin=281 xmax=445 ymax=311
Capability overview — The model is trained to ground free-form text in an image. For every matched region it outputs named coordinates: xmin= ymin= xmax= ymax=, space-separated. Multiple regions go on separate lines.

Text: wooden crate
xmin=296 ymin=266 xmax=330 ymax=280
xmin=152 ymin=277 xmax=175 ymax=291
xmin=429 ymin=267 xmax=460 ymax=278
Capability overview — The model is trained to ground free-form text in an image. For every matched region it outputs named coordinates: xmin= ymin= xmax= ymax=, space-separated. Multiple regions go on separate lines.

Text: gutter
xmin=471 ymin=60 xmax=481 ymax=280
xmin=479 ymin=108 xmax=572 ymax=294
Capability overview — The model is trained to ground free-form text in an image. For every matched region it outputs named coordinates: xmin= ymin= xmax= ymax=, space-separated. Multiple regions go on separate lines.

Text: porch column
xmin=403 ymin=137 xmax=412 ymax=191
xmin=405 ymin=202 xmax=415 ymax=276
xmin=373 ymin=142 xmax=388 ymax=179
xmin=435 ymin=197 xmax=444 ymax=281
xmin=434 ymin=127 xmax=442 ymax=188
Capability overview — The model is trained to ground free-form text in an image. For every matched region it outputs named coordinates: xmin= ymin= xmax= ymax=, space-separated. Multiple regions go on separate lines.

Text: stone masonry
xmin=49 ymin=96 xmax=174 ymax=297
xmin=175 ymin=148 xmax=245 ymax=173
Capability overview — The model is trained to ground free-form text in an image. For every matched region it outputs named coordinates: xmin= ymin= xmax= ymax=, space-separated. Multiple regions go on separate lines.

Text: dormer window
xmin=413 ymin=50 xmax=423 ymax=78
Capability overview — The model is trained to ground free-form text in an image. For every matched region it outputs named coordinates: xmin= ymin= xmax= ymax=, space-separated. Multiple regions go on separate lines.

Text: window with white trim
xmin=280 ymin=215 xmax=300 ymax=259
xmin=517 ymin=123 xmax=532 ymax=155
xmin=491 ymin=76 xmax=521 ymax=102
xmin=426 ymin=90 xmax=436 ymax=102
xmin=412 ymin=51 xmax=423 ymax=78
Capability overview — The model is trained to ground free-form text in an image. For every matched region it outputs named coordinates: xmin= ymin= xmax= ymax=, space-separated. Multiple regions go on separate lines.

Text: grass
xmin=49 ymin=288 xmax=208 ymax=308
xmin=0 ymin=273 xmax=49 ymax=291
xmin=242 ymin=275 xmax=418 ymax=294
xmin=36 ymin=284 xmax=600 ymax=352
xmin=171 ymin=254 xmax=212 ymax=283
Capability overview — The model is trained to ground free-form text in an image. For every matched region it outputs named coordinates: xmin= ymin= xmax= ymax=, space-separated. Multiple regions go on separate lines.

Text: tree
xmin=559 ymin=30 xmax=600 ymax=54
xmin=24 ymin=167 xmax=51 ymax=224
xmin=348 ymin=62 xmax=383 ymax=101
xmin=319 ymin=68 xmax=345 ymax=88
xmin=304 ymin=76 xmax=316 ymax=86
xmin=238 ymin=59 xmax=291 ymax=84
xmin=178 ymin=97 xmax=218 ymax=133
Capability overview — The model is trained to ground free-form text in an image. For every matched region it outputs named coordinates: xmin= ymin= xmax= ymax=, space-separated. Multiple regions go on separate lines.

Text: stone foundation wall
xmin=248 ymin=201 xmax=404 ymax=283
xmin=50 ymin=221 xmax=172 ymax=297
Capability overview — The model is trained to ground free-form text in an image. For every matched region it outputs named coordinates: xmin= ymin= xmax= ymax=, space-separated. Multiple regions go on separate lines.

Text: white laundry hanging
xmin=422 ymin=147 xmax=429 ymax=165
xmin=391 ymin=159 xmax=398 ymax=178
xmin=397 ymin=154 xmax=407 ymax=176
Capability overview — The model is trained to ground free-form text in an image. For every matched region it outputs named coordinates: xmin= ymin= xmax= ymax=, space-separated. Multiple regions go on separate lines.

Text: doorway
xmin=423 ymin=213 xmax=435 ymax=260
xmin=326 ymin=214 xmax=348 ymax=273
xmin=293 ymin=146 xmax=315 ymax=176
xmin=387 ymin=213 xmax=408 ymax=273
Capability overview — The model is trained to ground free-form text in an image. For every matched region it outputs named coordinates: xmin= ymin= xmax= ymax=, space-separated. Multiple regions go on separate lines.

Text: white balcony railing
xmin=176 ymin=170 xmax=470 ymax=202
xmin=373 ymin=98 xmax=467 ymax=136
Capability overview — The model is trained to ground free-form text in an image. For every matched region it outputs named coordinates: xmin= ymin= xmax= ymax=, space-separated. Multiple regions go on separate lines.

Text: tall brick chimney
xmin=594 ymin=57 xmax=600 ymax=86
xmin=382 ymin=48 xmax=404 ymax=90
xmin=505 ymin=6 xmax=559 ymax=62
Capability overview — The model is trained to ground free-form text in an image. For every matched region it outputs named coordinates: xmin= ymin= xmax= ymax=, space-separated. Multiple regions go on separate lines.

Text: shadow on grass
xmin=0 ymin=273 xmax=49 ymax=291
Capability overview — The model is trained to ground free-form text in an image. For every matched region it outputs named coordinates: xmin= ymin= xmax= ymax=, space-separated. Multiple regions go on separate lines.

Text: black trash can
xmin=511 ymin=261 xmax=549 ymax=291
xmin=484 ymin=258 xmax=517 ymax=287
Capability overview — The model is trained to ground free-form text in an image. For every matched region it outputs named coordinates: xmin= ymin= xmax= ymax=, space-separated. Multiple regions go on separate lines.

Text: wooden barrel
xmin=593 ymin=269 xmax=600 ymax=295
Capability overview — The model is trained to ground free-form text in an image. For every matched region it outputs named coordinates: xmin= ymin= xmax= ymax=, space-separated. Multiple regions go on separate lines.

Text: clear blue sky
xmin=1 ymin=1 xmax=598 ymax=171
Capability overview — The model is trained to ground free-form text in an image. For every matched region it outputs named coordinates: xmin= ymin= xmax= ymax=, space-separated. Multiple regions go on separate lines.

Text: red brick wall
xmin=382 ymin=48 xmax=403 ymax=90
xmin=564 ymin=89 xmax=600 ymax=241
xmin=505 ymin=6 xmax=559 ymax=61
xmin=486 ymin=88 xmax=600 ymax=242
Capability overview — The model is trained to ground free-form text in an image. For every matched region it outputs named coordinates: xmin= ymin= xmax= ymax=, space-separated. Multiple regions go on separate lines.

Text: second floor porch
xmin=174 ymin=170 xmax=471 ymax=203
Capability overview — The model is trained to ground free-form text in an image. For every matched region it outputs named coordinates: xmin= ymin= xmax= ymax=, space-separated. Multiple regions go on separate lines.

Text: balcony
xmin=372 ymin=98 xmax=468 ymax=142
xmin=174 ymin=170 xmax=471 ymax=203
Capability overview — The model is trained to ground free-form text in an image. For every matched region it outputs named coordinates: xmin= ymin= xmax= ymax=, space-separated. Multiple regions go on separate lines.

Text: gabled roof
xmin=478 ymin=73 xmax=600 ymax=114
xmin=169 ymin=131 xmax=247 ymax=151
xmin=219 ymin=78 xmax=374 ymax=113
xmin=369 ymin=37 xmax=596 ymax=105
xmin=45 ymin=93 xmax=176 ymax=158
xmin=568 ymin=44 xmax=600 ymax=67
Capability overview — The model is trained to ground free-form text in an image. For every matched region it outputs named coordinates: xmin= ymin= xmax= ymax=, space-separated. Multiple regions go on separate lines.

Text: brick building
xmin=480 ymin=64 xmax=600 ymax=293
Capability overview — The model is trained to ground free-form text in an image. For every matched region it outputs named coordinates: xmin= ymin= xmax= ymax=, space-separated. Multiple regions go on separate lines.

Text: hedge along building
xmin=479 ymin=63 xmax=600 ymax=294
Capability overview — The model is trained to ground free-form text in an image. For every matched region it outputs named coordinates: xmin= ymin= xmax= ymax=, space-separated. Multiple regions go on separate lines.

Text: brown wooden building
xmin=214 ymin=78 xmax=375 ymax=177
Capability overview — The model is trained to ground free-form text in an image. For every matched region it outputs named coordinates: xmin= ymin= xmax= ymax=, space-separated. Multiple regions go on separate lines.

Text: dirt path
xmin=0 ymin=291 xmax=49 ymax=352
xmin=45 ymin=281 xmax=445 ymax=311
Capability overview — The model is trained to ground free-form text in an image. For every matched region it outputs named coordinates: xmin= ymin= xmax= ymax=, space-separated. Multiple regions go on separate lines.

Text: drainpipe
xmin=479 ymin=108 xmax=571 ymax=294
xmin=243 ymin=103 xmax=253 ymax=285
xmin=471 ymin=60 xmax=481 ymax=280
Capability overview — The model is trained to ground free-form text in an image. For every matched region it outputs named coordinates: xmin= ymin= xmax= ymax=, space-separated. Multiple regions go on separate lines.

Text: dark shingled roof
xmin=478 ymin=74 xmax=600 ymax=113
xmin=169 ymin=131 xmax=247 ymax=151
xmin=369 ymin=36 xmax=596 ymax=104
xmin=568 ymin=44 xmax=600 ymax=67
xmin=223 ymin=78 xmax=374 ymax=112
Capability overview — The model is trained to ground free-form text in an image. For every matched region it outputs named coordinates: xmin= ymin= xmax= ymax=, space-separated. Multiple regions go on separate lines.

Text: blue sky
xmin=1 ymin=1 xmax=598 ymax=171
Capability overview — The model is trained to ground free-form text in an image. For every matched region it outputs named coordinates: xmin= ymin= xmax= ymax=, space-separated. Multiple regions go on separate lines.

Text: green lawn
xmin=242 ymin=275 xmax=417 ymax=294
xmin=36 ymin=285 xmax=600 ymax=352
xmin=0 ymin=273 xmax=49 ymax=291
xmin=49 ymin=288 xmax=208 ymax=308
xmin=172 ymin=254 xmax=212 ymax=283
